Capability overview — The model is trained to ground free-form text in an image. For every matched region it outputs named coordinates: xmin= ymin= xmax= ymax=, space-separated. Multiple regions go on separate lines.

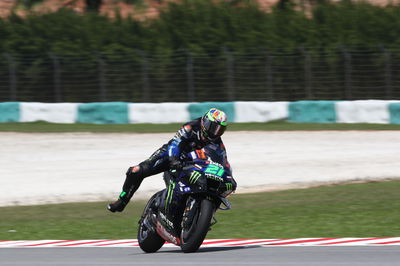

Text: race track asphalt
xmin=1 ymin=246 xmax=399 ymax=266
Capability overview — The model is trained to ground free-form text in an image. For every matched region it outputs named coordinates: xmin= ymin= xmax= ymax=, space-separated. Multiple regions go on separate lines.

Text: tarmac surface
xmin=1 ymin=246 xmax=399 ymax=266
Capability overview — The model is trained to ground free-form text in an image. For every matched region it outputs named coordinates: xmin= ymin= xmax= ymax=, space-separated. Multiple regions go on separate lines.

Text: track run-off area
xmin=1 ymin=131 xmax=400 ymax=206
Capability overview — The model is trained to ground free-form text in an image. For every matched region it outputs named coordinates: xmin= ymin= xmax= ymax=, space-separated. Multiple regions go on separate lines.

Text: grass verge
xmin=1 ymin=121 xmax=400 ymax=132
xmin=1 ymin=180 xmax=399 ymax=240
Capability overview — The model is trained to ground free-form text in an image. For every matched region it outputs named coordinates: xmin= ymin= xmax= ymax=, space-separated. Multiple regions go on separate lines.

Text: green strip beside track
xmin=1 ymin=121 xmax=400 ymax=132
xmin=1 ymin=180 xmax=399 ymax=240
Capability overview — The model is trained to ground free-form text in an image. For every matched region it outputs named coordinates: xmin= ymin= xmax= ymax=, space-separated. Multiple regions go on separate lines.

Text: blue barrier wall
xmin=77 ymin=102 xmax=129 ymax=124
xmin=288 ymin=101 xmax=337 ymax=123
xmin=0 ymin=102 xmax=20 ymax=122
xmin=389 ymin=103 xmax=400 ymax=124
xmin=1 ymin=100 xmax=400 ymax=124
xmin=188 ymin=102 xmax=235 ymax=121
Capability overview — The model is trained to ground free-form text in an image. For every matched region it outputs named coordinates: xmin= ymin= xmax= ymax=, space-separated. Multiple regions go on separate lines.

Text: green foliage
xmin=311 ymin=1 xmax=400 ymax=50
xmin=122 ymin=0 xmax=144 ymax=5
xmin=17 ymin=0 xmax=44 ymax=9
xmin=1 ymin=0 xmax=400 ymax=102
xmin=1 ymin=0 xmax=400 ymax=55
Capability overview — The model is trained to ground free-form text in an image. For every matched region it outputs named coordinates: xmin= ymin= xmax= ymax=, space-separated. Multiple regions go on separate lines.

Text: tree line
xmin=1 ymin=0 xmax=400 ymax=102
xmin=1 ymin=0 xmax=400 ymax=56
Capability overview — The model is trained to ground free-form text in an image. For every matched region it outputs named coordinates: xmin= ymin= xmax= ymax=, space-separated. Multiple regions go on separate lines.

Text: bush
xmin=1 ymin=0 xmax=400 ymax=102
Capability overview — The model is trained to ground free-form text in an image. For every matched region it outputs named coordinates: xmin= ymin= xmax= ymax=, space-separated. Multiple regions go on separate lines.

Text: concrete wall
xmin=1 ymin=100 xmax=400 ymax=124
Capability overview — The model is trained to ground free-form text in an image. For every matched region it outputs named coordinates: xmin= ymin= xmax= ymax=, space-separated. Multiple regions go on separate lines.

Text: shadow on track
xmin=153 ymin=245 xmax=263 ymax=254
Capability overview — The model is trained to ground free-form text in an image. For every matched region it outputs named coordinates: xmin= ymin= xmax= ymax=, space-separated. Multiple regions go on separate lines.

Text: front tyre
xmin=180 ymin=198 xmax=214 ymax=253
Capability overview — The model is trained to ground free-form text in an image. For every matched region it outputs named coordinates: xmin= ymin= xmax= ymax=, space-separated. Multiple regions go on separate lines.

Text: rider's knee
xmin=126 ymin=161 xmax=152 ymax=178
xmin=231 ymin=178 xmax=237 ymax=191
xmin=126 ymin=165 xmax=142 ymax=177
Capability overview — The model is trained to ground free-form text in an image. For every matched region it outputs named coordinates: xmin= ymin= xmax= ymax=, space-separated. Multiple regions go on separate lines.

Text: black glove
xmin=169 ymin=157 xmax=183 ymax=170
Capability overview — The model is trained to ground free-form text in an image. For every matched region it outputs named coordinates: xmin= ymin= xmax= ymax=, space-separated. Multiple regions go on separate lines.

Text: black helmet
xmin=200 ymin=108 xmax=228 ymax=141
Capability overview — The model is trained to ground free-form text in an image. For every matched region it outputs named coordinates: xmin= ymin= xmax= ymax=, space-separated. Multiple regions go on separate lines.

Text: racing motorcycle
xmin=137 ymin=144 xmax=235 ymax=253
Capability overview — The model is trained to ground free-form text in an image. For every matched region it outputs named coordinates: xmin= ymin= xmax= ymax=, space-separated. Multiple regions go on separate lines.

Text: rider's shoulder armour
xmin=180 ymin=118 xmax=205 ymax=151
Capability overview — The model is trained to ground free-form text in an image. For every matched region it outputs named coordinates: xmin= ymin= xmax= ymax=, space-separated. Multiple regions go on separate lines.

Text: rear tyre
xmin=138 ymin=223 xmax=165 ymax=253
xmin=137 ymin=193 xmax=165 ymax=253
xmin=180 ymin=198 xmax=214 ymax=253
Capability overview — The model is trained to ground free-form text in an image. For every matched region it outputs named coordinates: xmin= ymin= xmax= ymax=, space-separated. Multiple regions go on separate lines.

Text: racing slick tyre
xmin=138 ymin=223 xmax=165 ymax=253
xmin=180 ymin=198 xmax=214 ymax=253
xmin=137 ymin=193 xmax=165 ymax=253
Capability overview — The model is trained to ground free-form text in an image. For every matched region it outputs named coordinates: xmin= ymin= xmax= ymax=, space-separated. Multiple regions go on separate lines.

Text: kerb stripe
xmin=1 ymin=238 xmax=400 ymax=248
xmin=267 ymin=238 xmax=338 ymax=246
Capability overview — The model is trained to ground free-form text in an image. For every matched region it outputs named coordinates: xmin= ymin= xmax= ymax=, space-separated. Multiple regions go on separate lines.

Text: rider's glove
xmin=169 ymin=157 xmax=183 ymax=170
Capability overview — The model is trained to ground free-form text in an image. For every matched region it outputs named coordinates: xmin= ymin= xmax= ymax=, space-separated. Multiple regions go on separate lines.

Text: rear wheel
xmin=180 ymin=198 xmax=214 ymax=253
xmin=137 ymin=193 xmax=165 ymax=253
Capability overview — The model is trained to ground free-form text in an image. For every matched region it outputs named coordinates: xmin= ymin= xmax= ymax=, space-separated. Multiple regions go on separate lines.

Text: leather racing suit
xmin=113 ymin=117 xmax=236 ymax=210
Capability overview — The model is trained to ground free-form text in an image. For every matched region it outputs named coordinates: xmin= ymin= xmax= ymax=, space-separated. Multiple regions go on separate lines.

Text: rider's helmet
xmin=200 ymin=108 xmax=228 ymax=141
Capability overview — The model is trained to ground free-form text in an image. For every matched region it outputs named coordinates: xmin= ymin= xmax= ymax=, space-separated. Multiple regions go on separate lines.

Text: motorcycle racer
xmin=107 ymin=108 xmax=236 ymax=213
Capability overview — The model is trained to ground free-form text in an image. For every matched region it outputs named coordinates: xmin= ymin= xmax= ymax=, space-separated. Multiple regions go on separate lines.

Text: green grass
xmin=1 ymin=121 xmax=400 ymax=132
xmin=1 ymin=180 xmax=400 ymax=240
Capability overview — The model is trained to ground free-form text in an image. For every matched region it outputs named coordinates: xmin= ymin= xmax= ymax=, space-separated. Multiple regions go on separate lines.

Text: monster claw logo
xmin=189 ymin=171 xmax=202 ymax=184
xmin=164 ymin=181 xmax=176 ymax=212
xmin=225 ymin=183 xmax=233 ymax=191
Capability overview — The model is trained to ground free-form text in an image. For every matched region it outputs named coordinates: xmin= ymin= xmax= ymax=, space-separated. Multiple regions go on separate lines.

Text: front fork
xmin=181 ymin=196 xmax=221 ymax=232
xmin=181 ymin=197 xmax=198 ymax=231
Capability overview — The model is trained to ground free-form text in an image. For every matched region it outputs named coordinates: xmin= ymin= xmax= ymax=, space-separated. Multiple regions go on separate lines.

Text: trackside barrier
xmin=0 ymin=100 xmax=400 ymax=124
xmin=188 ymin=102 xmax=235 ymax=121
xmin=288 ymin=101 xmax=336 ymax=123
xmin=129 ymin=103 xmax=190 ymax=124
xmin=77 ymin=102 xmax=129 ymax=124
xmin=20 ymin=102 xmax=78 ymax=124
xmin=389 ymin=102 xmax=400 ymax=124
xmin=0 ymin=102 xmax=19 ymax=122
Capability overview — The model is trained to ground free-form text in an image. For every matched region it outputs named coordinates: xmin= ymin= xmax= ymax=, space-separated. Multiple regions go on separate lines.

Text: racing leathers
xmin=107 ymin=117 xmax=236 ymax=213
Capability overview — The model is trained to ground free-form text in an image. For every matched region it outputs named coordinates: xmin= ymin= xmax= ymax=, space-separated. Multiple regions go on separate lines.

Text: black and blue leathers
xmin=107 ymin=117 xmax=233 ymax=212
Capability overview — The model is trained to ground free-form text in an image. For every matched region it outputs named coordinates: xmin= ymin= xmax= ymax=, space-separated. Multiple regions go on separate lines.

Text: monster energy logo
xmin=165 ymin=181 xmax=176 ymax=212
xmin=225 ymin=183 xmax=233 ymax=191
xmin=189 ymin=171 xmax=202 ymax=184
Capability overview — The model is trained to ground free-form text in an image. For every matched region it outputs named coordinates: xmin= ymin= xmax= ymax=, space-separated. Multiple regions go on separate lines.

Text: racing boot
xmin=107 ymin=165 xmax=145 ymax=213
xmin=107 ymin=191 xmax=130 ymax=212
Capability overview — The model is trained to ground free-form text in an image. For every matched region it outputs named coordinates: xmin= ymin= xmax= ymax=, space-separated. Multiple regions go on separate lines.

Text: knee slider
xmin=126 ymin=165 xmax=142 ymax=177
xmin=126 ymin=162 xmax=151 ymax=178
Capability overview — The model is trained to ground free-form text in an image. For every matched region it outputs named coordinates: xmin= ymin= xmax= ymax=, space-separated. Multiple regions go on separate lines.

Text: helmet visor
xmin=203 ymin=119 xmax=226 ymax=140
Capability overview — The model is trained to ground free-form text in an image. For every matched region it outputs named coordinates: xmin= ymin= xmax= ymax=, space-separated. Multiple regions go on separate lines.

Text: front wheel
xmin=180 ymin=198 xmax=215 ymax=253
